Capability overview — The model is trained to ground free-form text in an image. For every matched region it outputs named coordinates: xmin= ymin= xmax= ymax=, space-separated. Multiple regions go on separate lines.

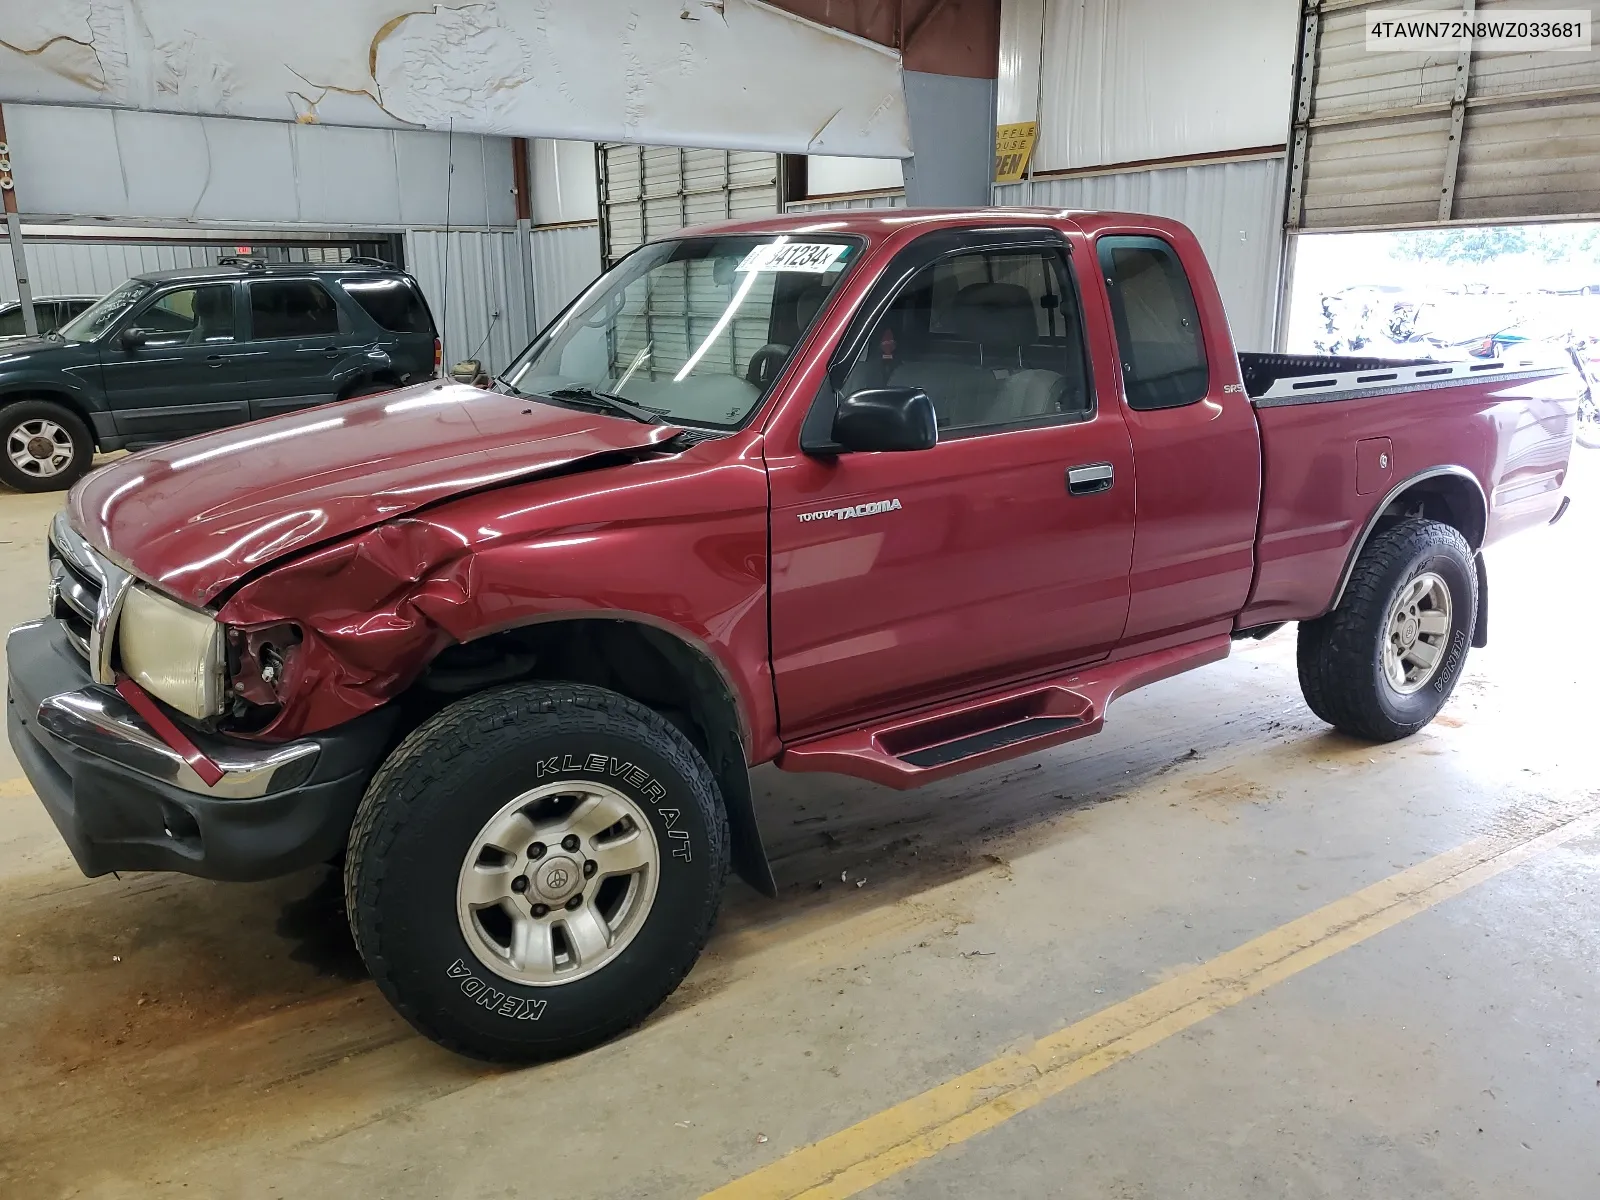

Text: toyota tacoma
xmin=7 ymin=209 xmax=1578 ymax=1061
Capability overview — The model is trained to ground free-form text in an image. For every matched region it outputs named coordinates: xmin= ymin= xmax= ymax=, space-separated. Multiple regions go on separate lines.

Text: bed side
xmin=1237 ymin=367 xmax=1577 ymax=628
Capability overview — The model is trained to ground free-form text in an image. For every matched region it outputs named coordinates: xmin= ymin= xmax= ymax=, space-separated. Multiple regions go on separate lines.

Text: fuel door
xmin=1356 ymin=436 xmax=1393 ymax=497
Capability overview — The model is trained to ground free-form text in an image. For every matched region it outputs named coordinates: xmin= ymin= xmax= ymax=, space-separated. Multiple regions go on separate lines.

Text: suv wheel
xmin=1297 ymin=517 xmax=1476 ymax=741
xmin=0 ymin=400 xmax=94 ymax=492
xmin=344 ymin=683 xmax=729 ymax=1062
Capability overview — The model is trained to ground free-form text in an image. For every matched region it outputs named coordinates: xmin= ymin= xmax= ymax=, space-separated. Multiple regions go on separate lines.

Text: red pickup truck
xmin=8 ymin=209 xmax=1577 ymax=1062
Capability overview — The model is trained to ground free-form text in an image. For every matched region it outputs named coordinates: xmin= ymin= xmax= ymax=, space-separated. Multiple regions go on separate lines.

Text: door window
xmin=1096 ymin=236 xmax=1209 ymax=410
xmin=0 ymin=306 xmax=25 ymax=337
xmin=837 ymin=246 xmax=1092 ymax=436
xmin=126 ymin=286 xmax=237 ymax=347
xmin=249 ymin=280 xmax=341 ymax=340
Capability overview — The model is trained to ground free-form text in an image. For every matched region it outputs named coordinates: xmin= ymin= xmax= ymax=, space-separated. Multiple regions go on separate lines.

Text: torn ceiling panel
xmin=0 ymin=0 xmax=911 ymax=157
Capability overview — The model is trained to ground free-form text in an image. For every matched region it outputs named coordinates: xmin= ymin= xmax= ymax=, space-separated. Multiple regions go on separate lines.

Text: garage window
xmin=1097 ymin=236 xmax=1209 ymax=411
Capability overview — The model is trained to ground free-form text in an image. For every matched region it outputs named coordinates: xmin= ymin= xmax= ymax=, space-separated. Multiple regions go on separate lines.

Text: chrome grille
xmin=46 ymin=512 xmax=131 ymax=684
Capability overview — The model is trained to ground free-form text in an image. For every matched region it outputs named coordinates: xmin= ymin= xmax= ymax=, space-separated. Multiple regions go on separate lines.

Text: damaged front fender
xmin=214 ymin=455 xmax=777 ymax=753
xmin=217 ymin=519 xmax=474 ymax=738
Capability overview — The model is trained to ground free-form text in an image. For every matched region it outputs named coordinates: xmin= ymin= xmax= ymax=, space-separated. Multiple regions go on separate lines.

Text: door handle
xmin=1066 ymin=462 xmax=1114 ymax=495
xmin=206 ymin=354 xmax=224 ymax=369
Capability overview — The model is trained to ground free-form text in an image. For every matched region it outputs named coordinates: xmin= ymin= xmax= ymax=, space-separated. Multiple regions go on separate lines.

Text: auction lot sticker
xmin=738 ymin=242 xmax=848 ymax=273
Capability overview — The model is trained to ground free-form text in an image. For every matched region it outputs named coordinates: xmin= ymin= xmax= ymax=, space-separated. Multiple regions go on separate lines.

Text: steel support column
xmin=0 ymin=102 xmax=37 ymax=338
xmin=1438 ymin=0 xmax=1477 ymax=222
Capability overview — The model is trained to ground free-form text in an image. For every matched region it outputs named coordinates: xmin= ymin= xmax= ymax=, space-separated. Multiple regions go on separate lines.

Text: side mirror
xmin=832 ymin=387 xmax=938 ymax=453
xmin=449 ymin=358 xmax=486 ymax=386
xmin=119 ymin=327 xmax=147 ymax=352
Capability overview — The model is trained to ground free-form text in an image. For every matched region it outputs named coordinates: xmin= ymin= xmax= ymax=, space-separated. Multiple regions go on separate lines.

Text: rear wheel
xmin=0 ymin=399 xmax=93 ymax=492
xmin=1297 ymin=518 xmax=1476 ymax=742
xmin=344 ymin=682 xmax=728 ymax=1062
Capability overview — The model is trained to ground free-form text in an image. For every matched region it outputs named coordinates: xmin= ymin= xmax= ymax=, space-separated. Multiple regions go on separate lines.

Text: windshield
xmin=59 ymin=279 xmax=153 ymax=343
xmin=501 ymin=234 xmax=860 ymax=428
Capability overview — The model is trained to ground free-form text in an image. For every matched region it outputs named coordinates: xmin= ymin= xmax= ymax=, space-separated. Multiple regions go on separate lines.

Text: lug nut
xmin=527 ymin=842 xmax=546 ymax=860
xmin=511 ymin=876 xmax=529 ymax=894
xmin=583 ymin=860 xmax=597 ymax=878
xmin=531 ymin=903 xmax=549 ymax=917
xmin=561 ymin=834 xmax=580 ymax=853
xmin=565 ymin=895 xmax=583 ymax=910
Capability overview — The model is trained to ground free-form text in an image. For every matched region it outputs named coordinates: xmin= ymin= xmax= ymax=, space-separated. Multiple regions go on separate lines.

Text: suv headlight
xmin=118 ymin=585 xmax=226 ymax=719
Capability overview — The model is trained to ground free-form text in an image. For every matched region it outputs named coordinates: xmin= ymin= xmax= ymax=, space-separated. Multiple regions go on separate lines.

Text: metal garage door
xmin=1287 ymin=0 xmax=1600 ymax=229
xmin=598 ymin=144 xmax=780 ymax=266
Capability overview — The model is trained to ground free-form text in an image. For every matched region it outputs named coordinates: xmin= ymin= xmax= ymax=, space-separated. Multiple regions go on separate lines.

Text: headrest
xmin=794 ymin=283 xmax=828 ymax=331
xmin=948 ymin=282 xmax=1037 ymax=348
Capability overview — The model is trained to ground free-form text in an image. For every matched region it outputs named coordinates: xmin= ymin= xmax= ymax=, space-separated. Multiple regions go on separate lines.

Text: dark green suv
xmin=0 ymin=259 xmax=439 ymax=491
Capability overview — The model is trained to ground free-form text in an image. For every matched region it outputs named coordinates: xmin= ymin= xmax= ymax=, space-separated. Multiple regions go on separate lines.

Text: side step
xmin=776 ymin=635 xmax=1230 ymax=789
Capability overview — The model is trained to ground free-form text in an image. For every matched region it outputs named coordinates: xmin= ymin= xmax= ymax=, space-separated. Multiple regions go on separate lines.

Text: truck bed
xmin=1238 ymin=351 xmax=1556 ymax=405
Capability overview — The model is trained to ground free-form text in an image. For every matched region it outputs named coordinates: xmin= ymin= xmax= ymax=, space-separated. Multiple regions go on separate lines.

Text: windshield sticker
xmin=737 ymin=242 xmax=848 ymax=274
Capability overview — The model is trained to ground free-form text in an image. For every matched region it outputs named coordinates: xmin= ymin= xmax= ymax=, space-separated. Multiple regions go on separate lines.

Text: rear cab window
xmin=340 ymin=276 xmax=435 ymax=335
xmin=1096 ymin=235 xmax=1209 ymax=410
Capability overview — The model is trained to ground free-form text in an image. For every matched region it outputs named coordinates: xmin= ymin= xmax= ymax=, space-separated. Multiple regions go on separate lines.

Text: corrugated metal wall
xmin=1291 ymin=0 xmax=1600 ymax=229
xmin=405 ymin=229 xmax=534 ymax=376
xmin=1028 ymin=0 xmax=1297 ymax=171
xmin=0 ymin=235 xmax=401 ymax=304
xmin=997 ymin=156 xmax=1285 ymax=351
xmin=785 ymin=157 xmax=1281 ymax=351
xmin=530 ymin=223 xmax=603 ymax=329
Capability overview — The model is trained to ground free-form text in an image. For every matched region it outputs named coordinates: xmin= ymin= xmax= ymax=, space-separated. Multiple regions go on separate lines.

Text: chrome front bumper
xmin=34 ymin=679 xmax=320 ymax=800
xmin=8 ymin=617 xmax=397 ymax=881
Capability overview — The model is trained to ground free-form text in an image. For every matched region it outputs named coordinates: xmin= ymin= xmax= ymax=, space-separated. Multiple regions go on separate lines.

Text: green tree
xmin=1389 ymin=227 xmax=1529 ymax=263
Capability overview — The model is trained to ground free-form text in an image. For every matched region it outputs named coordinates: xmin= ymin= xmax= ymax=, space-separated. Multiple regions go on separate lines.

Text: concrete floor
xmin=0 ymin=457 xmax=1595 ymax=1199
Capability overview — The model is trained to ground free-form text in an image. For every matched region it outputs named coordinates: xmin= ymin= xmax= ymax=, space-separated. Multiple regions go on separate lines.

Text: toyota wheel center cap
xmin=534 ymin=855 xmax=582 ymax=902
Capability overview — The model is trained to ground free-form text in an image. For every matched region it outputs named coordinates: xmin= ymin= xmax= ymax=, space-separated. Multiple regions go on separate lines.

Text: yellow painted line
xmin=0 ymin=775 xmax=34 ymax=799
xmin=704 ymin=802 xmax=1600 ymax=1200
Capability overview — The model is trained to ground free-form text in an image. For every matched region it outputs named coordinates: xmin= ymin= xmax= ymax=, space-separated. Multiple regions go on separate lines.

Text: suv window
xmin=1096 ymin=235 xmax=1209 ymax=411
xmin=340 ymin=276 xmax=434 ymax=335
xmin=127 ymin=285 xmax=236 ymax=347
xmin=0 ymin=306 xmax=26 ymax=337
xmin=839 ymin=246 xmax=1092 ymax=436
xmin=249 ymin=279 xmax=341 ymax=340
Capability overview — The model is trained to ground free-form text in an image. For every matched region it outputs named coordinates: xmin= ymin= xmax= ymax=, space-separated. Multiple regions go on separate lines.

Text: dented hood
xmin=70 ymin=382 xmax=681 ymax=607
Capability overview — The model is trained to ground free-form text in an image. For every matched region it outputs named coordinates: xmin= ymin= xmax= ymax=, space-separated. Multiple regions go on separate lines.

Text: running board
xmin=776 ymin=635 xmax=1231 ymax=789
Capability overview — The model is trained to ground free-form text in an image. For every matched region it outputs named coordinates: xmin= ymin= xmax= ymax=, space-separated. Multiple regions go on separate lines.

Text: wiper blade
xmin=545 ymin=386 xmax=667 ymax=425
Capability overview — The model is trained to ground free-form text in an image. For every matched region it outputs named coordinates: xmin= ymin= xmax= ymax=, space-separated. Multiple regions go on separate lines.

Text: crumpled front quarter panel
xmin=218 ymin=443 xmax=777 ymax=757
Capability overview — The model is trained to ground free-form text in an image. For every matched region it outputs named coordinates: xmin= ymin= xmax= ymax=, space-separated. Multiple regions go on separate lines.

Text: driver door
xmin=768 ymin=230 xmax=1137 ymax=738
xmin=99 ymin=282 xmax=252 ymax=440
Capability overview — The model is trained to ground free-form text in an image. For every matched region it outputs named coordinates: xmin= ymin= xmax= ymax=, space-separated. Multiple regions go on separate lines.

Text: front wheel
xmin=0 ymin=399 xmax=94 ymax=492
xmin=344 ymin=683 xmax=729 ymax=1062
xmin=1297 ymin=518 xmax=1477 ymax=742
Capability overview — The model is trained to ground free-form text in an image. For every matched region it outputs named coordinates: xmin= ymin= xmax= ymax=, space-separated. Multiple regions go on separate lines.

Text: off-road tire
xmin=1297 ymin=517 xmax=1477 ymax=742
xmin=344 ymin=682 xmax=729 ymax=1062
xmin=0 ymin=399 xmax=94 ymax=493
